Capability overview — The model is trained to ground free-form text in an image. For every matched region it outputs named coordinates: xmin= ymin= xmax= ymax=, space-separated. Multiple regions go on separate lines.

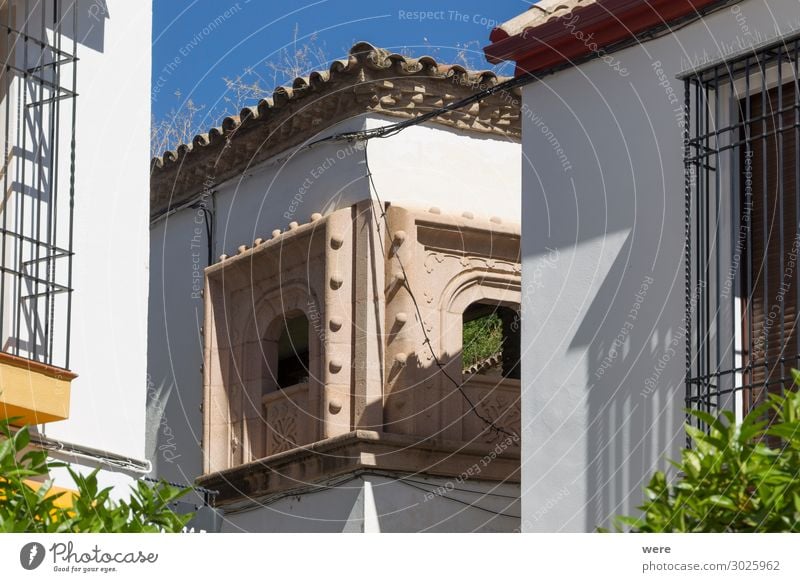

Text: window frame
xmin=684 ymin=34 xmax=800 ymax=431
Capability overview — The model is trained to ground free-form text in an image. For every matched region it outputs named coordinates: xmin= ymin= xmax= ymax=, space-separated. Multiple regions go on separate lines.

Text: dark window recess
xmin=684 ymin=35 xmax=800 ymax=435
xmin=462 ymin=303 xmax=520 ymax=380
xmin=277 ymin=314 xmax=309 ymax=388
xmin=742 ymin=81 xmax=798 ymax=410
xmin=0 ymin=1 xmax=78 ymax=370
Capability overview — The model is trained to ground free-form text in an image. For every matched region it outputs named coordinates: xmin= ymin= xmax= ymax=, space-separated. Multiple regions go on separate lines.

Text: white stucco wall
xmin=147 ymin=114 xmax=520 ymax=527
xmin=221 ymin=474 xmax=520 ymax=533
xmin=365 ymin=115 xmax=521 ymax=224
xmin=518 ymin=0 xmax=800 ymax=531
xmin=40 ymin=0 xmax=152 ymax=491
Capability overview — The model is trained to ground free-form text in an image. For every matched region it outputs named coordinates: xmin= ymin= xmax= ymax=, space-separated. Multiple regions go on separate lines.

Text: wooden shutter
xmin=742 ymin=80 xmax=800 ymax=409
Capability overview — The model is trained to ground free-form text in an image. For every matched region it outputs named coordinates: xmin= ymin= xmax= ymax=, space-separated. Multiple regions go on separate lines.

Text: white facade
xmin=148 ymin=113 xmax=521 ymax=530
xmin=222 ymin=474 xmax=520 ymax=533
xmin=518 ymin=0 xmax=800 ymax=531
xmin=36 ymin=0 xmax=152 ymax=492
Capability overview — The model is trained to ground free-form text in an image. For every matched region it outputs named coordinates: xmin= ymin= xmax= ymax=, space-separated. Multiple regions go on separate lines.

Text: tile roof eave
xmin=484 ymin=0 xmax=731 ymax=76
xmin=150 ymin=42 xmax=522 ymax=219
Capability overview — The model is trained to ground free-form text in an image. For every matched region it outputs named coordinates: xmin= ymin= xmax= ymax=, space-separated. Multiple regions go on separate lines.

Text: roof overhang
xmin=484 ymin=0 xmax=730 ymax=77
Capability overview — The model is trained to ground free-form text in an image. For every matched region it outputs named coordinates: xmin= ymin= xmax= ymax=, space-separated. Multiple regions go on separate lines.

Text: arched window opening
xmin=462 ymin=303 xmax=520 ymax=380
xmin=277 ymin=313 xmax=310 ymax=389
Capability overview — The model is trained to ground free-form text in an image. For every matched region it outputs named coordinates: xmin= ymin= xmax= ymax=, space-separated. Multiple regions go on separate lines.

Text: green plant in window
xmin=462 ymin=313 xmax=504 ymax=370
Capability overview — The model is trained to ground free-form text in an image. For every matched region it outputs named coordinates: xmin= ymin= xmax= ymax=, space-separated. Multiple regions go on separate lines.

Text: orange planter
xmin=0 ymin=352 xmax=76 ymax=426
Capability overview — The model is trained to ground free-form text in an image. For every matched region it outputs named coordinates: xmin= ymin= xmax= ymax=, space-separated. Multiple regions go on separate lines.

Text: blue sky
xmin=151 ymin=0 xmax=528 ymax=124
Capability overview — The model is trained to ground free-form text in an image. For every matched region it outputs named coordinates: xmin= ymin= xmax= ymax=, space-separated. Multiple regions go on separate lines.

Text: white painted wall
xmin=40 ymin=0 xmax=152 ymax=491
xmin=518 ymin=0 xmax=800 ymax=532
xmin=148 ymin=114 xmax=520 ymax=527
xmin=221 ymin=474 xmax=520 ymax=533
xmin=365 ymin=115 xmax=521 ymax=224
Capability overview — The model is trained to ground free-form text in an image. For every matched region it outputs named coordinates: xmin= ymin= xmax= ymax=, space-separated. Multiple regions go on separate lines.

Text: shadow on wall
xmin=220 ymin=476 xmax=364 ymax=533
xmin=74 ymin=0 xmax=109 ymax=53
xmin=383 ymin=349 xmax=521 ymax=443
xmin=211 ymin=311 xmax=522 ymax=465
xmin=0 ymin=0 xmax=108 ymax=365
xmin=569 ymin=231 xmax=685 ymax=531
xmin=44 ymin=0 xmax=110 ymax=53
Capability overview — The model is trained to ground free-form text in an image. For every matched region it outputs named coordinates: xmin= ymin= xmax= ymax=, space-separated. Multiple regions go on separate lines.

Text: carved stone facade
xmin=200 ymin=202 xmax=521 ymax=503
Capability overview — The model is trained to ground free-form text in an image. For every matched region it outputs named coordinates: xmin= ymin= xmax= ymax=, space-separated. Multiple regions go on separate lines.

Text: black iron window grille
xmin=684 ymin=34 xmax=800 ymax=431
xmin=0 ymin=0 xmax=77 ymax=370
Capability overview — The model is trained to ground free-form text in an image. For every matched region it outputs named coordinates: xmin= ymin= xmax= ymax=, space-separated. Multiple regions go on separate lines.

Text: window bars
xmin=684 ymin=34 xmax=800 ymax=432
xmin=0 ymin=0 xmax=77 ymax=370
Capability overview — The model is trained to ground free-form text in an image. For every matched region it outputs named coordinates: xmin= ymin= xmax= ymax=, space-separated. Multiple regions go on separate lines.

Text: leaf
xmin=708 ymin=495 xmax=737 ymax=510
xmin=13 ymin=426 xmax=30 ymax=451
xmin=605 ymin=378 xmax=800 ymax=533
xmin=767 ymin=424 xmax=800 ymax=441
xmin=0 ymin=416 xmax=194 ymax=532
xmin=614 ymin=515 xmax=646 ymax=531
xmin=0 ymin=438 xmax=13 ymax=461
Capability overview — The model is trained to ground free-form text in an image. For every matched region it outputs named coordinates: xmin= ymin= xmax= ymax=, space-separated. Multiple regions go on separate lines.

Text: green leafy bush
xmin=613 ymin=371 xmax=800 ymax=532
xmin=0 ymin=417 xmax=193 ymax=532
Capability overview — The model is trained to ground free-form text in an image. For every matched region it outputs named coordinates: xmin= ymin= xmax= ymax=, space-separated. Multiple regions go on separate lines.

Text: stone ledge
xmin=197 ymin=430 xmax=520 ymax=506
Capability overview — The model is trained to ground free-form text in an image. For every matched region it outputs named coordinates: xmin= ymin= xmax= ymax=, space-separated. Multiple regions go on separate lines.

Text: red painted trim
xmin=484 ymin=0 xmax=723 ymax=76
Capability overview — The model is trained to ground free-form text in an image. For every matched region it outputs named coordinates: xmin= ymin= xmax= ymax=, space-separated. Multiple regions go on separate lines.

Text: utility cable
xmin=398 ymin=478 xmax=521 ymax=520
xmin=307 ymin=72 xmax=531 ymax=149
xmin=398 ymin=475 xmax=520 ymax=500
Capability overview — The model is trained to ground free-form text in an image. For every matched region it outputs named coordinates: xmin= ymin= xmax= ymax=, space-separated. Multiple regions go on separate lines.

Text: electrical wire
xmin=300 ymin=0 xmax=739 ymax=150
xmin=221 ymin=469 xmax=520 ymax=520
xmin=306 ymin=72 xmax=531 ymax=150
xmin=189 ymin=199 xmax=214 ymax=266
xmin=363 ymin=141 xmax=517 ymax=440
xmin=397 ymin=478 xmax=521 ymax=520
xmin=221 ymin=471 xmax=365 ymax=516
xmin=397 ymin=475 xmax=520 ymax=500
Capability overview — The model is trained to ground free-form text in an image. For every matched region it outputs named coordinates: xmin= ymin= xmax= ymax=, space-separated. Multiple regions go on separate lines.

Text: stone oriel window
xmin=201 ymin=205 xmax=523 ymax=502
xmin=203 ymin=216 xmax=329 ymax=471
xmin=205 ymin=205 xmax=523 ymax=476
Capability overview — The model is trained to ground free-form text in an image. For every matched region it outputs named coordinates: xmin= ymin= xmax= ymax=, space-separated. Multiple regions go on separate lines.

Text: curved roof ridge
xmin=152 ymin=42 xmax=509 ymax=169
xmin=150 ymin=42 xmax=521 ymax=218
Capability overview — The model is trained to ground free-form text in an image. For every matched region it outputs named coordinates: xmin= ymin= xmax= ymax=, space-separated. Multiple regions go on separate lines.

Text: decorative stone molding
xmin=383 ymin=205 xmax=521 ymax=443
xmin=263 ymin=383 xmax=308 ymax=455
xmin=197 ymin=430 xmax=521 ymax=506
xmin=463 ymin=377 xmax=522 ymax=446
xmin=203 ymin=212 xmax=332 ymax=472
